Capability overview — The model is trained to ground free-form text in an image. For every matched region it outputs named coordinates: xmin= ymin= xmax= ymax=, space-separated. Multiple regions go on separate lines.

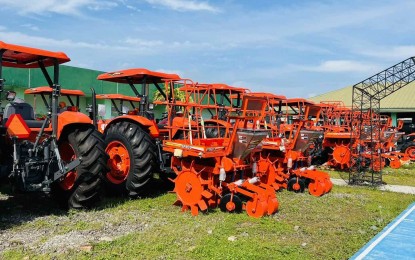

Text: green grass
xmin=325 ymin=163 xmax=415 ymax=186
xmin=382 ymin=164 xmax=415 ymax=186
xmin=2 ymin=185 xmax=414 ymax=260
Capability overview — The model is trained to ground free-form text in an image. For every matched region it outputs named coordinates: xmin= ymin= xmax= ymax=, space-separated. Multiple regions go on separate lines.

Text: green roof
xmin=309 ymin=81 xmax=415 ymax=112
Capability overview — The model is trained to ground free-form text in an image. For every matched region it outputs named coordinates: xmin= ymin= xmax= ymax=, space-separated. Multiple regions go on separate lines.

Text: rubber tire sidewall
xmin=104 ymin=121 xmax=157 ymax=198
xmin=51 ymin=125 xmax=108 ymax=209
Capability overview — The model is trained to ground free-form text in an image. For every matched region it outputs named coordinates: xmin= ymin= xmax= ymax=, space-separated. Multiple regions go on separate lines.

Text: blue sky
xmin=0 ymin=0 xmax=414 ymax=97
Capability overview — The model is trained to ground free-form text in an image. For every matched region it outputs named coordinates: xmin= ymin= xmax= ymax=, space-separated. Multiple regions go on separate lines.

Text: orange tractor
xmin=94 ymin=69 xmax=182 ymax=197
xmin=161 ymin=80 xmax=278 ymax=217
xmin=0 ymin=42 xmax=108 ymax=208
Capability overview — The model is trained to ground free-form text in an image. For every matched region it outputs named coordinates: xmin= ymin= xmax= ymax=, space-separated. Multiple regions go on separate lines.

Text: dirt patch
xmin=0 ymin=194 xmax=151 ymax=254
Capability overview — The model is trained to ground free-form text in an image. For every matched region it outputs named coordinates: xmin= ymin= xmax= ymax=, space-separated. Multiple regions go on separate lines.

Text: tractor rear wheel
xmin=104 ymin=121 xmax=157 ymax=198
xmin=52 ymin=125 xmax=108 ymax=209
xmin=204 ymin=123 xmax=226 ymax=138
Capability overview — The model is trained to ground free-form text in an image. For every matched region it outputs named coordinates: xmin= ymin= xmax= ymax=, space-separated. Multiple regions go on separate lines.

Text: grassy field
xmin=325 ymin=163 xmax=415 ymax=186
xmin=2 ymin=182 xmax=415 ymax=259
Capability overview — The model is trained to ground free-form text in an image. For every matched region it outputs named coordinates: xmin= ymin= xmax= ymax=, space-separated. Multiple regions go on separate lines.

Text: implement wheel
xmin=332 ymin=145 xmax=351 ymax=169
xmin=104 ymin=121 xmax=157 ymax=198
xmin=287 ymin=177 xmax=305 ymax=193
xmin=52 ymin=126 xmax=109 ymax=209
xmin=173 ymin=170 xmax=208 ymax=216
xmin=245 ymin=199 xmax=268 ymax=218
xmin=324 ymin=179 xmax=333 ymax=193
xmin=389 ymin=159 xmax=401 ymax=169
xmin=219 ymin=193 xmax=243 ymax=213
xmin=308 ymin=180 xmax=326 ymax=197
xmin=267 ymin=197 xmax=279 ymax=215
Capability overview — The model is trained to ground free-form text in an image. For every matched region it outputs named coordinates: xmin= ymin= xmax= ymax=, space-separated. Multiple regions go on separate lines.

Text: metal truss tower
xmin=351 ymin=57 xmax=415 ymax=184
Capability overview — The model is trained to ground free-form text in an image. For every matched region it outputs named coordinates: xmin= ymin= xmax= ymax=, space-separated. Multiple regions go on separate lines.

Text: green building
xmin=2 ymin=65 xmax=165 ymax=119
xmin=309 ymin=83 xmax=415 ymax=132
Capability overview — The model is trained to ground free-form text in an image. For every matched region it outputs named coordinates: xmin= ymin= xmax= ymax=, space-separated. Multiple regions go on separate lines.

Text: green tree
xmin=153 ymin=85 xmax=193 ymax=111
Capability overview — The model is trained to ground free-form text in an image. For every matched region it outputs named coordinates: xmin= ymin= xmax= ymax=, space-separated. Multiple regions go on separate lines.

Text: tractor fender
xmin=57 ymin=111 xmax=94 ymax=139
xmin=172 ymin=116 xmax=198 ymax=128
xmin=203 ymin=119 xmax=230 ymax=128
xmin=103 ymin=115 xmax=159 ymax=138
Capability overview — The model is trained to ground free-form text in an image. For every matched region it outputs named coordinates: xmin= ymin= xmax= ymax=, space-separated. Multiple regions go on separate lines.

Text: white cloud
xmin=0 ymin=0 xmax=117 ymax=15
xmin=88 ymin=1 xmax=118 ymax=11
xmin=359 ymin=45 xmax=415 ymax=61
xmin=126 ymin=4 xmax=140 ymax=11
xmin=124 ymin=37 xmax=164 ymax=47
xmin=21 ymin=23 xmax=40 ymax=31
xmin=301 ymin=60 xmax=379 ymax=73
xmin=143 ymin=0 xmax=218 ymax=12
xmin=0 ymin=30 xmax=109 ymax=49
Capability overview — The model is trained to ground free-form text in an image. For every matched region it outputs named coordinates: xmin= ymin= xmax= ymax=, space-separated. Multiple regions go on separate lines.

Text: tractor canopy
xmin=0 ymin=41 xmax=70 ymax=68
xmin=250 ymin=92 xmax=286 ymax=102
xmin=97 ymin=68 xmax=180 ymax=84
xmin=95 ymin=94 xmax=141 ymax=102
xmin=24 ymin=86 xmax=85 ymax=96
xmin=285 ymin=98 xmax=315 ymax=106
xmin=194 ymin=83 xmax=247 ymax=93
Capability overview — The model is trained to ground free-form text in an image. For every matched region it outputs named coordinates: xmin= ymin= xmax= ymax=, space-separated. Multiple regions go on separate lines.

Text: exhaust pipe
xmin=90 ymin=87 xmax=98 ymax=130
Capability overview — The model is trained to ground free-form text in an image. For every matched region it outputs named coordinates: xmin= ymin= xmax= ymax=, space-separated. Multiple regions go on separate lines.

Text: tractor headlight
xmin=148 ymin=103 xmax=154 ymax=110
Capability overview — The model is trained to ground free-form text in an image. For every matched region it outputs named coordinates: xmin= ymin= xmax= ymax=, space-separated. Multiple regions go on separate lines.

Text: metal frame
xmin=351 ymin=57 xmax=415 ymax=184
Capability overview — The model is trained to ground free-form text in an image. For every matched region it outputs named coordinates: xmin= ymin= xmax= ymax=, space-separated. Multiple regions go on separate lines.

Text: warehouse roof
xmin=309 ymin=81 xmax=415 ymax=112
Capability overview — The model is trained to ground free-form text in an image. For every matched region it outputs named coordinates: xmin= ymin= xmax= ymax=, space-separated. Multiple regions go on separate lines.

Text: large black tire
xmin=52 ymin=125 xmax=109 ymax=209
xmin=205 ymin=123 xmax=226 ymax=138
xmin=104 ymin=121 xmax=157 ymax=198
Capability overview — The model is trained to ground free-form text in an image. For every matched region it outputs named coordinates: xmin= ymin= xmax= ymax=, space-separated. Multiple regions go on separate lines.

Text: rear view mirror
xmin=6 ymin=91 xmax=16 ymax=101
xmin=98 ymin=104 xmax=106 ymax=117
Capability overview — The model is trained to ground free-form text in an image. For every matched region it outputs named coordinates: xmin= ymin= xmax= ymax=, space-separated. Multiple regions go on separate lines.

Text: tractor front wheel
xmin=104 ymin=121 xmax=157 ymax=198
xmin=52 ymin=125 xmax=109 ymax=209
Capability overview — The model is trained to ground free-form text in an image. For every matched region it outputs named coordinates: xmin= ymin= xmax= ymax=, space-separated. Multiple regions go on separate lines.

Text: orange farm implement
xmin=161 ymin=80 xmax=278 ymax=217
xmin=252 ymin=95 xmax=332 ymax=196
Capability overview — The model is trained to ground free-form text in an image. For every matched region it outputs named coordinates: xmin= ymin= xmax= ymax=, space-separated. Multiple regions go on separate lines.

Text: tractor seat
xmin=3 ymin=102 xmax=45 ymax=128
xmin=157 ymin=117 xmax=169 ymax=129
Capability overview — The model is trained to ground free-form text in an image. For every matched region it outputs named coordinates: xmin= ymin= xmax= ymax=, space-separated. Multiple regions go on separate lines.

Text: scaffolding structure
xmin=351 ymin=57 xmax=415 ymax=184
